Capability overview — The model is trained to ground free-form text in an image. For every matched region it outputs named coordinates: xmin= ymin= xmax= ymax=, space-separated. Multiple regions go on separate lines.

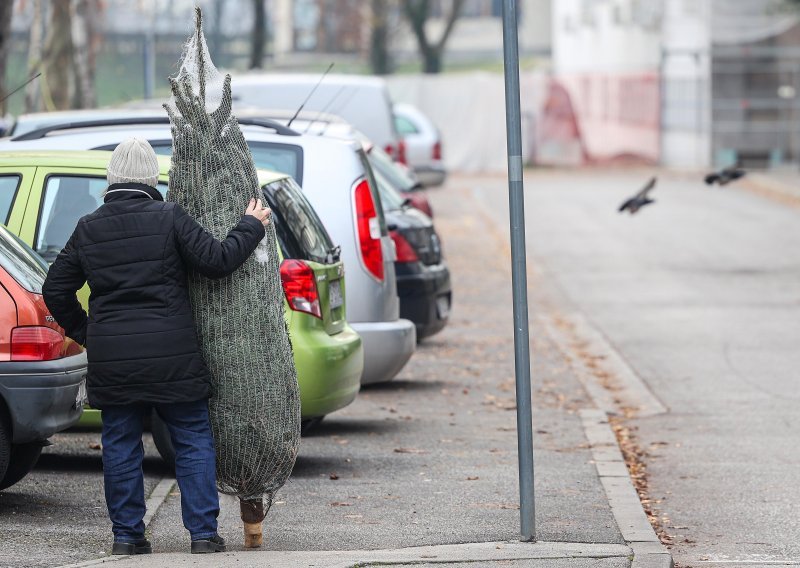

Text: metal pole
xmin=143 ymin=32 xmax=155 ymax=100
xmin=501 ymin=0 xmax=535 ymax=542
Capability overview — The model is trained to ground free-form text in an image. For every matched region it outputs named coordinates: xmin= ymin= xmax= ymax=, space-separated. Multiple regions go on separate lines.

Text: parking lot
xmin=0 ymin=174 xmax=624 ymax=567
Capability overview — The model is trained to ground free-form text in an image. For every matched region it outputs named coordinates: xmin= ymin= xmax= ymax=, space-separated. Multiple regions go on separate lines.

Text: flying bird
xmin=705 ymin=165 xmax=746 ymax=186
xmin=619 ymin=177 xmax=657 ymax=215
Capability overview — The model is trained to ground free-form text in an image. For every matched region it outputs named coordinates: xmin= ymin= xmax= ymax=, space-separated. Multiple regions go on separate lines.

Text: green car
xmin=0 ymin=150 xmax=363 ymax=435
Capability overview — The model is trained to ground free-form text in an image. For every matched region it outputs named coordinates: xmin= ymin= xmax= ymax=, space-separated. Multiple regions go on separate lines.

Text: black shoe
xmin=112 ymin=539 xmax=152 ymax=555
xmin=191 ymin=534 xmax=226 ymax=554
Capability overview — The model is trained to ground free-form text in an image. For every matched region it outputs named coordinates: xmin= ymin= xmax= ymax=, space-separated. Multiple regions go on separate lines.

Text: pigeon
xmin=705 ymin=165 xmax=746 ymax=186
xmin=619 ymin=177 xmax=657 ymax=215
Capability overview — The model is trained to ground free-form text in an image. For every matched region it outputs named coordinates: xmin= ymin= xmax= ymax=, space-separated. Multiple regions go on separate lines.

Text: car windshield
xmin=263 ymin=177 xmax=335 ymax=264
xmin=0 ymin=224 xmax=49 ymax=294
xmin=368 ymin=145 xmax=417 ymax=192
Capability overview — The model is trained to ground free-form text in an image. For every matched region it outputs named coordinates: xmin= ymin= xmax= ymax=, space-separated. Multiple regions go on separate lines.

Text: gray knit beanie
xmin=107 ymin=137 xmax=160 ymax=187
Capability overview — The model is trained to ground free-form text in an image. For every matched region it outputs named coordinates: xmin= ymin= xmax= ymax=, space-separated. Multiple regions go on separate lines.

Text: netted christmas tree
xmin=164 ymin=7 xmax=300 ymax=547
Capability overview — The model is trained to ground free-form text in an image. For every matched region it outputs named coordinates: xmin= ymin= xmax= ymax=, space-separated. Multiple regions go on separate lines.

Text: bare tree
xmin=42 ymin=0 xmax=73 ymax=110
xmin=71 ymin=0 xmax=96 ymax=108
xmin=401 ymin=0 xmax=464 ymax=74
xmin=0 ymin=0 xmax=12 ymax=114
xmin=250 ymin=0 xmax=267 ymax=69
xmin=370 ymin=0 xmax=392 ymax=75
xmin=25 ymin=0 xmax=44 ymax=112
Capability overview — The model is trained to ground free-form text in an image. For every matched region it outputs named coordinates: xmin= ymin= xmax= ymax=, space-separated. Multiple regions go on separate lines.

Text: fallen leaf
xmin=329 ymin=473 xmax=340 ymax=480
xmin=88 ymin=443 xmax=101 ymax=450
xmin=466 ymin=476 xmax=479 ymax=481
xmin=393 ymin=447 xmax=428 ymax=454
xmin=330 ymin=502 xmax=352 ymax=507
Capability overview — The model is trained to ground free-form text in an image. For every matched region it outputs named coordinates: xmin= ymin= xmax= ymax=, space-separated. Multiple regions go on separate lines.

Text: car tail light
xmin=397 ymin=139 xmax=408 ymax=165
xmin=432 ymin=140 xmax=442 ymax=161
xmin=384 ymin=143 xmax=395 ymax=159
xmin=407 ymin=193 xmax=434 ymax=218
xmin=353 ymin=179 xmax=385 ymax=281
xmin=390 ymin=230 xmax=419 ymax=263
xmin=11 ymin=326 xmax=65 ymax=361
xmin=280 ymin=259 xmax=322 ymax=319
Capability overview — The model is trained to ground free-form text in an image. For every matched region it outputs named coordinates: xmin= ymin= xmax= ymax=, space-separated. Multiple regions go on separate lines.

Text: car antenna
xmin=287 ymin=62 xmax=334 ymax=128
xmin=303 ymin=85 xmax=349 ymax=133
xmin=0 ymin=72 xmax=42 ymax=104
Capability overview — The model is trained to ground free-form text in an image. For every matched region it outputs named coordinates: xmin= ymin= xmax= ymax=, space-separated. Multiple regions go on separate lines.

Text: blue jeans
xmin=101 ymin=399 xmax=220 ymax=542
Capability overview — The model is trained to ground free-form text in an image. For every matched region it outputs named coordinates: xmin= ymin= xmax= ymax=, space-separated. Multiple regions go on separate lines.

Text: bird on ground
xmin=618 ymin=177 xmax=657 ymax=215
xmin=705 ymin=165 xmax=746 ymax=186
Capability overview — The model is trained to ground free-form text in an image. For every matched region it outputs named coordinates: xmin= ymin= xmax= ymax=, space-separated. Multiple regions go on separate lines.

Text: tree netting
xmin=163 ymin=8 xmax=300 ymax=507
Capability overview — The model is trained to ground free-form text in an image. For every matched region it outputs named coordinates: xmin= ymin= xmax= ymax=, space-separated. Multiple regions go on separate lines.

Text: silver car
xmin=0 ymin=115 xmax=416 ymax=384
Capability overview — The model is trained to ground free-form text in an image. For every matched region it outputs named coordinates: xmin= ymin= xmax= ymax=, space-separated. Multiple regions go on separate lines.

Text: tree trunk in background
xmin=250 ymin=0 xmax=267 ymax=69
xmin=0 ymin=0 xmax=13 ymax=115
xmin=370 ymin=0 xmax=392 ymax=75
xmin=401 ymin=0 xmax=464 ymax=74
xmin=71 ymin=0 xmax=95 ymax=109
xmin=25 ymin=0 xmax=44 ymax=112
xmin=43 ymin=0 xmax=73 ymax=110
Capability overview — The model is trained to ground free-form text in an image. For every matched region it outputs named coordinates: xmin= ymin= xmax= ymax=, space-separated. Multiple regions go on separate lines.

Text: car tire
xmin=0 ymin=416 xmax=10 ymax=484
xmin=0 ymin=442 xmax=43 ymax=491
xmin=300 ymin=416 xmax=325 ymax=436
xmin=150 ymin=410 xmax=176 ymax=472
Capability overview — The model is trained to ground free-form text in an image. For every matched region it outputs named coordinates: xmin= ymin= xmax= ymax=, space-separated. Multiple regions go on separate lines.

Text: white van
xmin=232 ymin=73 xmax=406 ymax=164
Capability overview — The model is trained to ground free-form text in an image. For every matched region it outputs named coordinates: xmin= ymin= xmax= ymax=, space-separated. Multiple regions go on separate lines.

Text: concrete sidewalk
xmin=57 ymin=175 xmax=670 ymax=568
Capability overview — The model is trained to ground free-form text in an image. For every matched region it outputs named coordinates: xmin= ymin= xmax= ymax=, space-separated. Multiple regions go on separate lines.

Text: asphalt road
xmin=0 ymin=175 xmax=623 ymax=566
xmin=473 ymin=169 xmax=800 ymax=567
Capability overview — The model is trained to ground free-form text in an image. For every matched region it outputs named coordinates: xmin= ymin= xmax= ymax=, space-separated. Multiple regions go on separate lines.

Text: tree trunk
xmin=370 ymin=0 xmax=392 ymax=75
xmin=401 ymin=0 xmax=464 ymax=74
xmin=249 ymin=0 xmax=267 ymax=69
xmin=71 ymin=0 xmax=95 ymax=109
xmin=43 ymin=0 xmax=73 ymax=110
xmin=25 ymin=0 xmax=44 ymax=112
xmin=422 ymin=48 xmax=441 ymax=74
xmin=0 ymin=0 xmax=13 ymax=114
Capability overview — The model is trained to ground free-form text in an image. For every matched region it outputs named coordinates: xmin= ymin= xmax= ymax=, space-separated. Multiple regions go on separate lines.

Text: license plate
xmin=436 ymin=295 xmax=450 ymax=319
xmin=329 ymin=279 xmax=343 ymax=309
xmin=75 ymin=379 xmax=87 ymax=409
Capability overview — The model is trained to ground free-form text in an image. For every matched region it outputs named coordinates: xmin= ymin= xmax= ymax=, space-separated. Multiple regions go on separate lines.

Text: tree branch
xmin=436 ymin=0 xmax=465 ymax=51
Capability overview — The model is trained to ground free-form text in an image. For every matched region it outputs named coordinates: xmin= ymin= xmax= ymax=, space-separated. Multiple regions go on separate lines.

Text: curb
xmin=101 ymin=541 xmax=632 ymax=567
xmin=55 ymin=476 xmax=176 ymax=568
xmin=580 ymin=409 xmax=673 ymax=568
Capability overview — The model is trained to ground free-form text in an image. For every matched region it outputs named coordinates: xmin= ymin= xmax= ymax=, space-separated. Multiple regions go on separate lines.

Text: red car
xmin=0 ymin=223 xmax=86 ymax=491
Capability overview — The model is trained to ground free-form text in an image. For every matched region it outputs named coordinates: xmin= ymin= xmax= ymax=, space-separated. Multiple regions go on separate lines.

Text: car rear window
xmin=36 ymin=175 xmax=106 ymax=261
xmin=0 ymin=225 xmax=48 ymax=294
xmin=0 ymin=175 xmax=21 ymax=225
xmin=263 ymin=177 xmax=334 ymax=264
xmin=149 ymin=140 xmax=304 ymax=185
xmin=368 ymin=145 xmax=417 ymax=192
xmin=35 ymin=175 xmax=167 ymax=262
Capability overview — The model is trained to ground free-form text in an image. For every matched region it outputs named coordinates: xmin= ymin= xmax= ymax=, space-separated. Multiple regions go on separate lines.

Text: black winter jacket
xmin=42 ymin=182 xmax=266 ymax=409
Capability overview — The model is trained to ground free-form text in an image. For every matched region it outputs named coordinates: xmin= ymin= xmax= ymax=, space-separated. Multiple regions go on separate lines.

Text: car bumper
xmin=0 ymin=352 xmax=88 ymax=443
xmin=413 ymin=166 xmax=447 ymax=187
xmin=396 ymin=261 xmax=452 ymax=340
xmin=351 ymin=319 xmax=416 ymax=385
xmin=293 ymin=322 xmax=364 ymax=418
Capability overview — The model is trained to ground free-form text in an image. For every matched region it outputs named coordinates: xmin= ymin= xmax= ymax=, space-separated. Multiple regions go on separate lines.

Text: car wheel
xmin=300 ymin=416 xmax=325 ymax=436
xmin=0 ymin=416 xmax=10 ymax=484
xmin=0 ymin=442 xmax=43 ymax=490
xmin=150 ymin=410 xmax=176 ymax=471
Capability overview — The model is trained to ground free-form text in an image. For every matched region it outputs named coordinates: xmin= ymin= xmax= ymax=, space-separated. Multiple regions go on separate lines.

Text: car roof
xmin=0 ymin=150 xmax=288 ymax=186
xmin=0 ymin=120 xmax=362 ymax=156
